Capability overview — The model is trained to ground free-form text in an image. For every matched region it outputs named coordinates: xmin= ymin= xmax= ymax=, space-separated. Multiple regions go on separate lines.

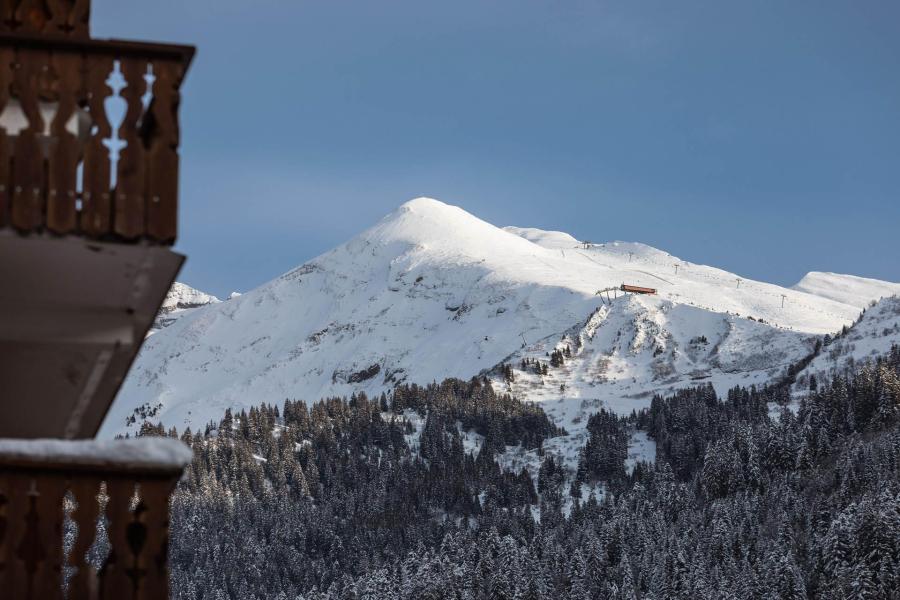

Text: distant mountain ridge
xmin=104 ymin=197 xmax=900 ymax=436
xmin=791 ymin=271 xmax=900 ymax=307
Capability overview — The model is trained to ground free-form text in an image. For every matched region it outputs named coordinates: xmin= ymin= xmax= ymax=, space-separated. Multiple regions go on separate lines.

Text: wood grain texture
xmin=46 ymin=51 xmax=82 ymax=234
xmin=139 ymin=480 xmax=175 ymax=599
xmin=113 ymin=58 xmax=147 ymax=240
xmin=10 ymin=49 xmax=47 ymax=232
xmin=0 ymin=46 xmax=12 ymax=227
xmin=81 ymin=53 xmax=113 ymax=237
xmin=31 ymin=477 xmax=66 ymax=599
xmin=145 ymin=59 xmax=182 ymax=242
xmin=100 ymin=478 xmax=134 ymax=599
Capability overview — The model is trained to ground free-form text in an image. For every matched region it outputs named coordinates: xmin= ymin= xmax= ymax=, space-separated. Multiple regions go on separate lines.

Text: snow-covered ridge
xmin=795 ymin=295 xmax=900 ymax=391
xmin=160 ymin=282 xmax=220 ymax=313
xmin=502 ymin=226 xmax=581 ymax=250
xmin=792 ymin=271 xmax=900 ymax=308
xmin=105 ymin=197 xmax=898 ymax=437
xmin=150 ymin=282 xmax=221 ymax=335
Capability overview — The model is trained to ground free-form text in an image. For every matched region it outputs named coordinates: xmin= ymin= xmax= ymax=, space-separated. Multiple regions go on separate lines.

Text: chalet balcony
xmin=0 ymin=32 xmax=193 ymax=243
xmin=0 ymin=1 xmax=195 ymax=440
xmin=0 ymin=438 xmax=192 ymax=599
xmin=0 ymin=3 xmax=195 ymax=598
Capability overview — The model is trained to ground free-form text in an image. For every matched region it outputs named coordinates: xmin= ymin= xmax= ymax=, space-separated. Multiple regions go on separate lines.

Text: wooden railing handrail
xmin=0 ymin=32 xmax=195 ymax=66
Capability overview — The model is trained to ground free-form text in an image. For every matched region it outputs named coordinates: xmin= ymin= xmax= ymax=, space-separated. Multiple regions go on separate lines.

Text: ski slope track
xmin=102 ymin=198 xmax=898 ymax=437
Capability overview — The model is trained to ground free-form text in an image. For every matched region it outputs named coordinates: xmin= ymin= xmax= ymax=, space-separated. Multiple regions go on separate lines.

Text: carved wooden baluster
xmin=4 ymin=474 xmax=31 ymax=599
xmin=44 ymin=0 xmax=90 ymax=37
xmin=10 ymin=50 xmax=48 ymax=233
xmin=47 ymin=52 xmax=82 ymax=234
xmin=102 ymin=479 xmax=137 ymax=599
xmin=0 ymin=1 xmax=16 ymax=31
xmin=46 ymin=0 xmax=68 ymax=34
xmin=125 ymin=489 xmax=150 ymax=598
xmin=145 ymin=59 xmax=183 ymax=243
xmin=0 ymin=474 xmax=9 ymax=589
xmin=15 ymin=486 xmax=44 ymax=599
xmin=114 ymin=58 xmax=147 ymax=240
xmin=0 ymin=47 xmax=12 ymax=228
xmin=28 ymin=475 xmax=66 ymax=600
xmin=67 ymin=478 xmax=101 ymax=600
xmin=68 ymin=0 xmax=91 ymax=37
xmin=81 ymin=54 xmax=114 ymax=237
xmin=15 ymin=0 xmax=50 ymax=33
xmin=139 ymin=478 xmax=176 ymax=599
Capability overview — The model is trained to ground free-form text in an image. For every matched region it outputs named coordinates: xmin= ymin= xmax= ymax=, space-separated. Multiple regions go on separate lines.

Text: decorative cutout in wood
xmin=0 ymin=35 xmax=191 ymax=244
xmin=0 ymin=470 xmax=182 ymax=599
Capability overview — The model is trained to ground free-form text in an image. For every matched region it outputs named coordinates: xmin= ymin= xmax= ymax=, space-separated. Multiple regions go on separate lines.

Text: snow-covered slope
xmin=794 ymin=295 xmax=900 ymax=392
xmin=488 ymin=293 xmax=818 ymax=470
xmin=104 ymin=198 xmax=882 ymax=436
xmin=502 ymin=226 xmax=580 ymax=250
xmin=150 ymin=283 xmax=220 ymax=335
xmin=792 ymin=272 xmax=900 ymax=308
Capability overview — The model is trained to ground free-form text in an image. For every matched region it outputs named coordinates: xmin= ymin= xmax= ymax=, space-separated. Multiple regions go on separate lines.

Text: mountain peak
xmin=385 ymin=197 xmax=487 ymax=227
xmin=383 ymin=197 xmax=479 ymax=228
xmin=398 ymin=196 xmax=453 ymax=213
xmin=160 ymin=282 xmax=220 ymax=312
xmin=150 ymin=282 xmax=220 ymax=337
xmin=359 ymin=197 xmax=534 ymax=257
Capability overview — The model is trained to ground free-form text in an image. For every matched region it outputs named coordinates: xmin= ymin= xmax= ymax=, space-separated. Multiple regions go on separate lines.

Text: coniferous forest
xmin=139 ymin=347 xmax=900 ymax=599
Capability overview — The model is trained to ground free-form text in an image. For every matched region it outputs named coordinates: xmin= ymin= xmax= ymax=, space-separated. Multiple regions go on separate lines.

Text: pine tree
xmin=567 ymin=549 xmax=591 ymax=600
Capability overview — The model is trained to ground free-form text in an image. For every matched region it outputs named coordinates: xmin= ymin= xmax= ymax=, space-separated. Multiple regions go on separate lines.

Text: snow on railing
xmin=0 ymin=437 xmax=192 ymax=472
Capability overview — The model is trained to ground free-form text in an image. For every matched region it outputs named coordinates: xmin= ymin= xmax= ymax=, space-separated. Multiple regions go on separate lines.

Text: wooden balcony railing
xmin=0 ymin=437 xmax=192 ymax=600
xmin=0 ymin=30 xmax=194 ymax=244
xmin=1 ymin=1 xmax=92 ymax=39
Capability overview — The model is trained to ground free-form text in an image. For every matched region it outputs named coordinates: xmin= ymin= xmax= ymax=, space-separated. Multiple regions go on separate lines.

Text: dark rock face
xmin=347 ymin=364 xmax=381 ymax=383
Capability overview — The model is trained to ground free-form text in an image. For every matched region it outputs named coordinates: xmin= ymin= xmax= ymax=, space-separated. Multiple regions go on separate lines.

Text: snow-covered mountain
xmin=149 ymin=283 xmax=220 ymax=335
xmin=794 ymin=295 xmax=900 ymax=392
xmin=103 ymin=197 xmax=898 ymax=437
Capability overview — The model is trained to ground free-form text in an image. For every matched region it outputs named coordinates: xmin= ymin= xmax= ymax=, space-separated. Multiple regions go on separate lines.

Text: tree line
xmin=135 ymin=346 xmax=900 ymax=599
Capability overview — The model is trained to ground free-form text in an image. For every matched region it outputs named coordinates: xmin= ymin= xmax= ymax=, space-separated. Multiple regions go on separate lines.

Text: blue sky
xmin=95 ymin=1 xmax=900 ymax=298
